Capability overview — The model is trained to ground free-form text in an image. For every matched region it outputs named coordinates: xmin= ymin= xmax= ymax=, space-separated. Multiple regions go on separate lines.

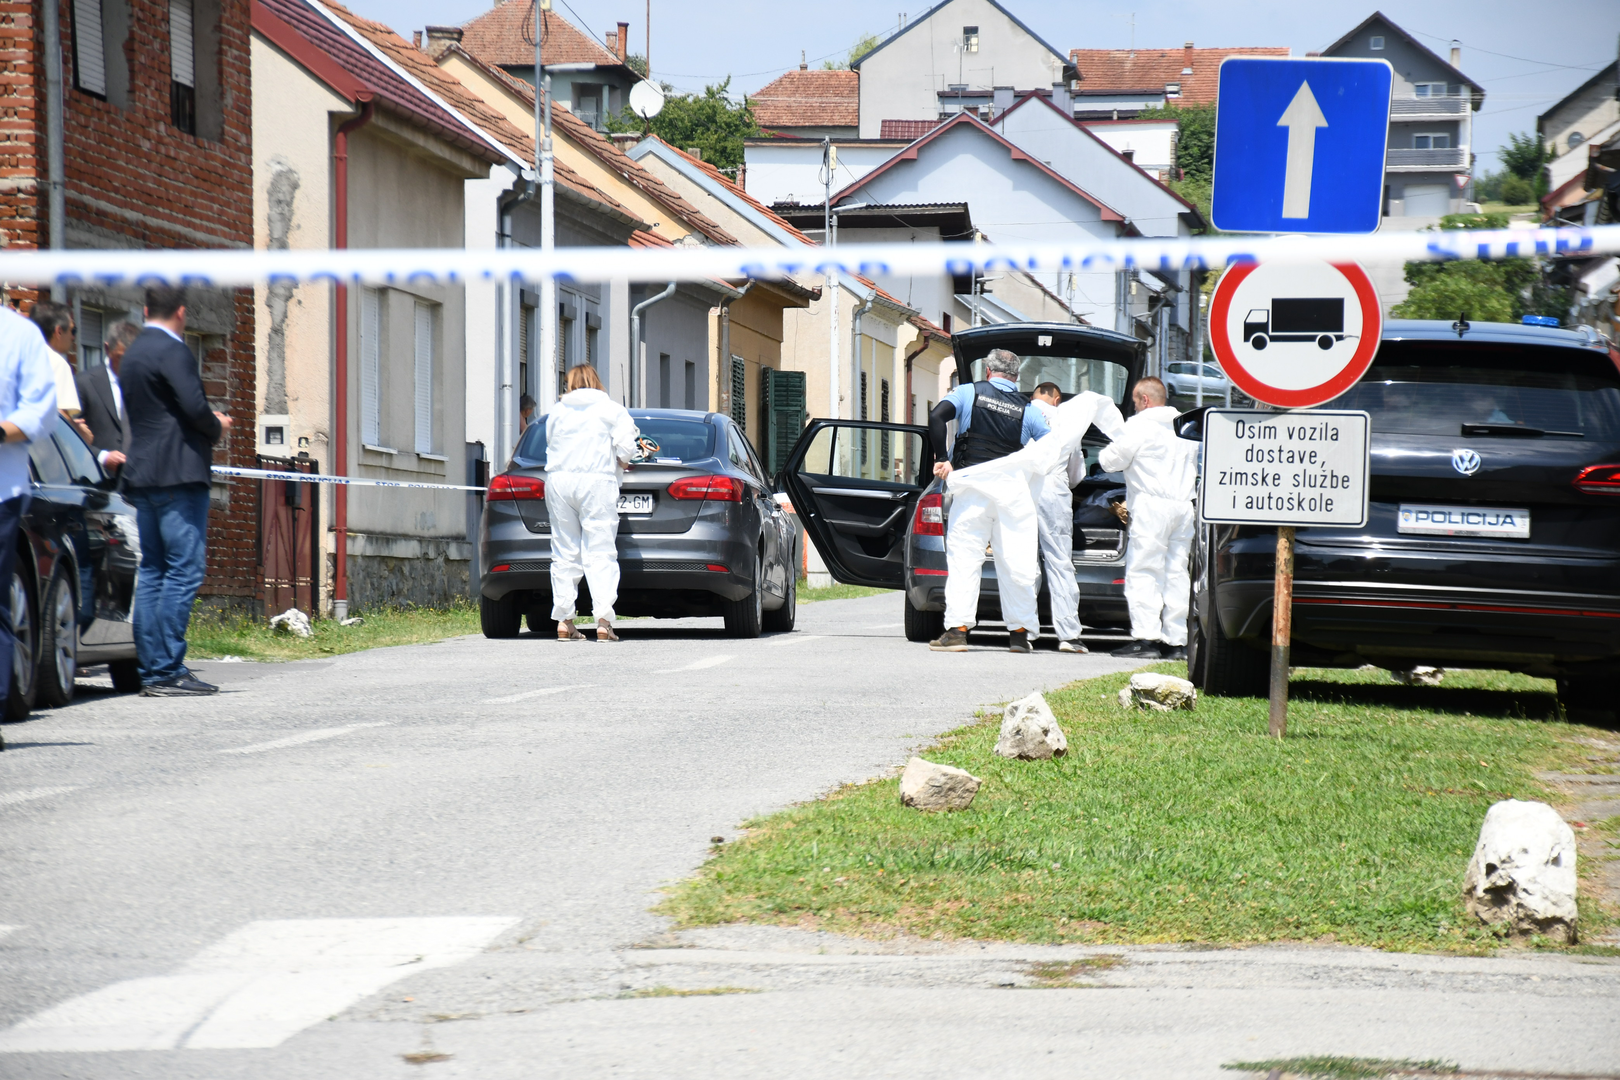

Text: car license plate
xmin=618 ymin=494 xmax=654 ymax=514
xmin=1397 ymin=504 xmax=1529 ymax=539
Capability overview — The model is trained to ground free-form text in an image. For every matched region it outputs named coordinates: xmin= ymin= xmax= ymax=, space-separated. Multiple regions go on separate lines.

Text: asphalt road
xmin=1 ymin=593 xmax=1616 ymax=1079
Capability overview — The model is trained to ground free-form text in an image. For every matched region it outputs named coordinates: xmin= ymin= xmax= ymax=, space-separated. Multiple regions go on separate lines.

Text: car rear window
xmin=1332 ymin=342 xmax=1620 ymax=439
xmin=968 ymin=355 xmax=1132 ymax=404
xmin=511 ymin=415 xmax=716 ymax=468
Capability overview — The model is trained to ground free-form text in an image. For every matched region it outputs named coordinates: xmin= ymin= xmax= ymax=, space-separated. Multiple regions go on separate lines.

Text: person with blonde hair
xmin=544 ymin=364 xmax=639 ymax=642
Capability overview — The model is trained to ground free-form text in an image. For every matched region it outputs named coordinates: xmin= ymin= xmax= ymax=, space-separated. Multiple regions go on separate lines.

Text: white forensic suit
xmin=1029 ymin=398 xmax=1090 ymax=642
xmin=945 ymin=392 xmax=1125 ymax=637
xmin=1097 ymin=404 xmax=1198 ymax=646
xmin=543 ymin=387 xmax=639 ymax=622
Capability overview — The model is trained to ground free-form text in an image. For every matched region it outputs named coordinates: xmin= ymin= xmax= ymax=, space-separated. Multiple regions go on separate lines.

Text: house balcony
xmin=1390 ymin=96 xmax=1468 ymax=119
xmin=1387 ymin=146 xmax=1467 ymax=169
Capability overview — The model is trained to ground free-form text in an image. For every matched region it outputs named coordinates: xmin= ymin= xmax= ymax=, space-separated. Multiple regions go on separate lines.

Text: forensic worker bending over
xmin=1098 ymin=376 xmax=1198 ymax=660
xmin=927 ymin=349 xmax=1049 ymax=653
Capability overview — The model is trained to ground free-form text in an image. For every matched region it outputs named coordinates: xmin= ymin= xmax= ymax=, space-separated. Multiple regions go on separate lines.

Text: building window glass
xmin=1413 ymin=82 xmax=1446 ymax=98
xmin=659 ymin=353 xmax=671 ymax=407
xmin=557 ymin=305 xmax=573 ymax=398
xmin=361 ymin=287 xmax=381 ymax=447
xmin=684 ymin=361 xmax=696 ymax=410
xmin=78 ymin=307 xmax=104 ymax=370
xmin=1412 ymin=133 xmax=1450 ymax=150
xmin=962 ymin=25 xmax=978 ymax=53
xmin=1369 ymin=35 xmax=1384 ymax=50
xmin=518 ymin=301 xmax=534 ymax=400
xmin=170 ymin=0 xmax=196 ymax=134
xmin=414 ymin=301 xmax=436 ymax=454
xmin=73 ymin=0 xmax=107 ymax=96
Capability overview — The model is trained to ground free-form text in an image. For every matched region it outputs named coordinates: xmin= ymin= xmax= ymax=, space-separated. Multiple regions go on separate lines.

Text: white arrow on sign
xmin=1277 ymin=81 xmax=1328 ymax=219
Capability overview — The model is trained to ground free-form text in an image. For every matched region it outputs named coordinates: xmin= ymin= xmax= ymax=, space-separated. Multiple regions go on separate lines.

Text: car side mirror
xmin=1175 ymin=405 xmax=1210 ymax=442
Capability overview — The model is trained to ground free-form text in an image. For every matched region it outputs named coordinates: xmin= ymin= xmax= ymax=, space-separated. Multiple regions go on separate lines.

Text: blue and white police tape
xmin=1 ymin=226 xmax=1616 ymax=288
xmin=212 ymin=465 xmax=486 ymax=492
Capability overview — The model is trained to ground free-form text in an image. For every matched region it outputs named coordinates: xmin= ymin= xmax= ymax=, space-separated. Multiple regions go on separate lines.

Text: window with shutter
xmin=730 ymin=356 xmax=746 ymax=430
xmin=557 ymin=308 xmax=573 ymax=398
xmin=78 ymin=307 xmax=104 ymax=370
xmin=759 ymin=368 xmax=806 ymax=478
xmin=360 ymin=288 xmax=380 ymax=446
xmin=73 ymin=0 xmax=107 ymax=96
xmin=518 ymin=302 xmax=533 ymax=398
xmin=170 ymin=0 xmax=196 ymax=133
xmin=880 ymin=378 xmax=891 ymax=474
xmin=415 ymin=301 xmax=435 ymax=454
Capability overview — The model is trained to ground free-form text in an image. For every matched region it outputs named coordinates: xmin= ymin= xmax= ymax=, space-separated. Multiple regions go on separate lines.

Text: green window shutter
xmin=730 ymin=356 xmax=746 ymax=431
xmin=761 ymin=368 xmax=806 ymax=477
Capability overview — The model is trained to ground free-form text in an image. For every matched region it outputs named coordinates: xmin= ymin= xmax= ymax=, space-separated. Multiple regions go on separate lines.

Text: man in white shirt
xmin=27 ymin=301 xmax=84 ymax=425
xmin=0 ymin=305 xmax=60 ymax=724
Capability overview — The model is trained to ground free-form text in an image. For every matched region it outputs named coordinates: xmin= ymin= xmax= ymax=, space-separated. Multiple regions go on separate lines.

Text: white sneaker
xmin=1058 ymin=638 xmax=1088 ymax=654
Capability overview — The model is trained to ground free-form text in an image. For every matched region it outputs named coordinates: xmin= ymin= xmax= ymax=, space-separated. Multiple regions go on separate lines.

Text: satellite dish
xmin=629 ymin=81 xmax=665 ymax=121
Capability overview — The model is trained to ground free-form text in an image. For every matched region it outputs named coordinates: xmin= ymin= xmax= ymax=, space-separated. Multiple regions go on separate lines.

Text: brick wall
xmin=0 ymin=0 xmax=259 ymax=608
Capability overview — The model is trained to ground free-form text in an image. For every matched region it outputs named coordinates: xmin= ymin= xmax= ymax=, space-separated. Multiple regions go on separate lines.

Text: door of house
xmin=257 ymin=454 xmax=320 ymax=617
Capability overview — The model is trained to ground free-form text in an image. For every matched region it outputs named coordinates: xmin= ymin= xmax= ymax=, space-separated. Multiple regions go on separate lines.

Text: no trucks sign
xmin=1200 ymin=409 xmax=1370 ymax=528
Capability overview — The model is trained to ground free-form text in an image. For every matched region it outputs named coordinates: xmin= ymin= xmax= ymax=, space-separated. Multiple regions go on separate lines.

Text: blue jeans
xmin=128 ymin=483 xmax=211 ymax=685
xmin=0 ymin=494 xmax=31 ymax=703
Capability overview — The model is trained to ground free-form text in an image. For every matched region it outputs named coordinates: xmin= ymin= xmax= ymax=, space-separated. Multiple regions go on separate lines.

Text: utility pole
xmin=645 ymin=0 xmax=651 ymax=81
xmin=536 ymin=0 xmax=557 ymax=417
xmin=824 ymin=137 xmax=838 ymax=419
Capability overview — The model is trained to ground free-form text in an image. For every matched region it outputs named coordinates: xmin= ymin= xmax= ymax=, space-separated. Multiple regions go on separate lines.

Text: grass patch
xmin=187 ymin=603 xmax=480 ymax=662
xmin=620 ymin=985 xmax=759 ymax=998
xmin=400 ymin=1051 xmax=453 ymax=1065
xmin=1224 ymin=1058 xmax=1456 ymax=1079
xmin=661 ymin=664 xmax=1613 ymax=952
xmin=1021 ymin=955 xmax=1123 ymax=986
xmin=796 ymin=578 xmax=888 ymax=603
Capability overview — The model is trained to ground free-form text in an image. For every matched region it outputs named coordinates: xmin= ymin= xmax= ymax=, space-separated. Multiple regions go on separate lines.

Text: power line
xmin=1403 ymin=25 xmax=1612 ymax=73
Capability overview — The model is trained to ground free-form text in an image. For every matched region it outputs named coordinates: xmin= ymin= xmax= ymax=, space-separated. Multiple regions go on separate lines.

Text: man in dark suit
xmin=121 ymin=285 xmax=232 ymax=697
xmin=74 ymin=320 xmax=139 ymax=473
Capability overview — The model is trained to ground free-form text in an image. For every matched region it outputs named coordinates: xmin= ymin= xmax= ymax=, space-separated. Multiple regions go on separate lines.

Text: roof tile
xmin=460 ymin=0 xmax=621 ymax=69
xmin=751 ymin=69 xmax=859 ymax=130
xmin=1070 ymin=46 xmax=1290 ymax=105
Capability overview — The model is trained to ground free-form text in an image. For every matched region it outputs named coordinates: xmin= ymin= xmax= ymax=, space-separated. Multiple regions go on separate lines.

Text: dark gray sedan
xmin=477 ymin=410 xmax=798 ymax=639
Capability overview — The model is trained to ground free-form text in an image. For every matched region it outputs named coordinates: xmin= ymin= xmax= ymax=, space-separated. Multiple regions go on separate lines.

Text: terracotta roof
xmin=751 ymin=69 xmax=858 ymax=130
xmin=1070 ymin=46 xmax=1290 ymax=104
xmin=909 ymin=313 xmax=950 ymax=340
xmin=460 ymin=0 xmax=620 ymax=70
xmin=441 ymin=44 xmax=741 ymax=246
xmin=880 ymin=119 xmax=943 ymax=141
xmin=628 ymin=229 xmax=672 ymax=249
xmin=658 ymin=139 xmax=822 ymax=246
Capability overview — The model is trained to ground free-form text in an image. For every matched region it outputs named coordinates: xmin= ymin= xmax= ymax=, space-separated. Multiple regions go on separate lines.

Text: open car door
xmin=781 ymin=420 xmax=929 ymax=589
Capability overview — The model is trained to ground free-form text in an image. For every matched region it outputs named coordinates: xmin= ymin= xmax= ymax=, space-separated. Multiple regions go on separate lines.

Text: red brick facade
xmin=0 ymin=0 xmax=258 ymax=607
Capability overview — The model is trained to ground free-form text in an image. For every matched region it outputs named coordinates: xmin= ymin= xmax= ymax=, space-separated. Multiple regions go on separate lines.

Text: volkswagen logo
xmin=1452 ymin=448 xmax=1481 ymax=476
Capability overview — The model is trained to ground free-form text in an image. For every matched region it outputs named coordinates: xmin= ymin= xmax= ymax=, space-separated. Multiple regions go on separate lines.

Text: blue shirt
xmin=945 ymin=376 xmax=1049 ymax=448
xmin=0 ymin=307 xmax=60 ymax=501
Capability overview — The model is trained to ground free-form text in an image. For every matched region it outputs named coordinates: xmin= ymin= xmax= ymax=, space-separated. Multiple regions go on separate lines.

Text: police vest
xmin=951 ymin=380 xmax=1028 ymax=468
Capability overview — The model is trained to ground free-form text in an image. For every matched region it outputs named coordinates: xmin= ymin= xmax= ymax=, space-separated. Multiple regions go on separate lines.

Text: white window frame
xmin=1413 ymin=82 xmax=1446 ymax=98
xmin=73 ymin=0 xmax=107 ymax=95
xmin=414 ymin=300 xmax=436 ymax=455
xmin=1369 ymin=35 xmax=1384 ymax=50
xmin=962 ymin=25 xmax=979 ymax=52
xmin=1412 ymin=132 xmax=1450 ymax=150
xmin=360 ymin=287 xmax=382 ymax=448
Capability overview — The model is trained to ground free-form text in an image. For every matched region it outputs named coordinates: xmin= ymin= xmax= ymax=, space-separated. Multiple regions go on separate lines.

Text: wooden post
xmin=1269 ymin=525 xmax=1295 ymax=738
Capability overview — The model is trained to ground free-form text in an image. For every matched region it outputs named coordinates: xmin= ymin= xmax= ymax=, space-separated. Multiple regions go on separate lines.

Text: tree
xmin=1499 ymin=131 xmax=1552 ymax=195
xmin=823 ymin=33 xmax=882 ymax=70
xmin=625 ymin=53 xmax=647 ymax=78
xmin=1135 ymin=102 xmax=1216 ymax=230
xmin=604 ymin=77 xmax=758 ymax=175
xmin=1394 ymin=213 xmax=1568 ymax=322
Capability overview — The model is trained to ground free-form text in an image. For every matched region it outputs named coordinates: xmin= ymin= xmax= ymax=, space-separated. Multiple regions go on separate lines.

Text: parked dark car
xmin=477 ymin=409 xmax=798 ymax=638
xmin=4 ymin=415 xmax=140 ymax=721
xmin=1187 ymin=319 xmax=1620 ymax=718
xmin=783 ymin=323 xmax=1147 ymax=643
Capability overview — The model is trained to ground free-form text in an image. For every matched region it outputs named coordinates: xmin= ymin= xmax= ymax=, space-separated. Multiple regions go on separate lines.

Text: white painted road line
xmin=0 ymin=925 xmax=18 ymax=941
xmin=0 ymin=787 xmax=78 ymax=808
xmin=480 ymin=684 xmax=589 ymax=705
xmin=0 ymin=916 xmax=518 ymax=1052
xmin=654 ymin=655 xmax=734 ymax=673
xmin=767 ymin=634 xmax=822 ymax=646
xmin=218 ymin=723 xmax=389 ymax=756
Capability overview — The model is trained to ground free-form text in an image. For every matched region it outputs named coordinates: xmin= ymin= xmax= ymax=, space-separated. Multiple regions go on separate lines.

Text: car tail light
xmin=487 ymin=474 xmax=545 ymax=501
xmin=667 ymin=475 xmax=743 ymax=502
xmin=914 ymin=493 xmax=944 ymax=536
xmin=490 ymin=564 xmax=511 ymax=573
xmin=1574 ymin=464 xmax=1620 ymax=495
xmin=705 ymin=564 xmax=729 ymax=573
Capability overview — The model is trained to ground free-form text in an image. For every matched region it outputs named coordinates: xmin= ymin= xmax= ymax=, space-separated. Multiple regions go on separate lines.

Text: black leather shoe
xmin=1110 ymin=639 xmax=1164 ymax=659
xmin=142 ymin=676 xmax=219 ymax=697
xmin=1161 ymin=645 xmax=1187 ymax=661
xmin=1007 ymin=628 xmax=1032 ymax=653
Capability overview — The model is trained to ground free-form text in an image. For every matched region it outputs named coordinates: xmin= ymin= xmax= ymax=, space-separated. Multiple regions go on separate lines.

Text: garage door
xmin=1404 ymin=184 xmax=1451 ymax=217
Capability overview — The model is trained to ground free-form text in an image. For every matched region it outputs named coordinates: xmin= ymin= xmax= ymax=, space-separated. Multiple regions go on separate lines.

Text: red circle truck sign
xmin=1208 ymin=260 xmax=1382 ymax=408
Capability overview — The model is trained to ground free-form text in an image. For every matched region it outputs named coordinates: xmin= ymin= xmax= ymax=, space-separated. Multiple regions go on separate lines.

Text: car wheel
xmin=108 ymin=658 xmax=142 ymax=694
xmin=480 ymin=592 xmax=522 ymax=638
xmin=525 ymin=604 xmax=557 ymax=636
xmin=1196 ymin=553 xmax=1268 ymax=697
xmin=723 ymin=553 xmax=764 ymax=639
xmin=1557 ymin=673 xmax=1617 ymax=726
xmin=903 ymin=591 xmax=944 ymax=643
xmin=1185 ymin=572 xmax=1209 ymax=689
xmin=5 ymin=564 xmax=37 ymax=721
xmin=36 ymin=570 xmax=77 ymax=708
xmin=762 ymin=571 xmax=796 ymax=633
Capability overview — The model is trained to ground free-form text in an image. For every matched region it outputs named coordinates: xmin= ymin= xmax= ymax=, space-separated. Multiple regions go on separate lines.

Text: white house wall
xmin=743 ymin=142 xmax=907 ymax=206
xmin=1075 ymin=120 xmax=1178 ymax=179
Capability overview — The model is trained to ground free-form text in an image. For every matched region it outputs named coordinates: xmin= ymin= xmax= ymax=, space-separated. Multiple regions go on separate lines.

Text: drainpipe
xmin=629 ymin=282 xmax=676 ymax=408
xmin=43 ymin=0 xmax=65 ymax=299
xmin=496 ymin=181 xmax=533 ymax=466
xmin=331 ymin=97 xmax=374 ymax=622
xmin=718 ymin=281 xmax=754 ymax=416
xmin=850 ymin=288 xmax=876 ymax=419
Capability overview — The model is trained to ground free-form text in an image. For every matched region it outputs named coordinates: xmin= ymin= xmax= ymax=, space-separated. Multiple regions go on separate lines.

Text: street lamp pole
xmin=535 ymin=0 xmax=556 ymax=416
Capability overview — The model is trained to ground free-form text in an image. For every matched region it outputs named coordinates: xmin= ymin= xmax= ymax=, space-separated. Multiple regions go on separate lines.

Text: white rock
xmin=1463 ymin=799 xmax=1578 ymax=943
xmin=995 ymin=692 xmax=1068 ymax=760
xmin=1118 ymin=672 xmax=1196 ymax=712
xmin=899 ymin=756 xmax=982 ymax=812
xmin=1391 ymin=666 xmax=1444 ymax=686
xmin=269 ymin=608 xmax=313 ymax=639
xmin=339 ymin=616 xmax=365 ymax=627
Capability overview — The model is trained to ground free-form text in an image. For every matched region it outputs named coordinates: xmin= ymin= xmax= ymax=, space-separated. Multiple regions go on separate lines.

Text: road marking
xmin=0 ymin=925 xmax=17 ymax=942
xmin=0 ymin=916 xmax=517 ymax=1053
xmin=767 ymin=635 xmax=821 ymax=646
xmin=0 ymin=787 xmax=78 ymax=808
xmin=218 ymin=723 xmax=388 ymax=756
xmin=861 ymin=622 xmax=903 ymax=630
xmin=480 ymin=684 xmax=588 ymax=705
xmin=654 ymin=655 xmax=733 ymax=673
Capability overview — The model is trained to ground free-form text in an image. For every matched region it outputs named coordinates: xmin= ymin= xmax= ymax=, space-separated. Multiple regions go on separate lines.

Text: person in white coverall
xmin=1029 ymin=383 xmax=1089 ymax=653
xmin=1098 ymin=376 xmax=1198 ymax=660
xmin=544 ymin=364 xmax=639 ymax=643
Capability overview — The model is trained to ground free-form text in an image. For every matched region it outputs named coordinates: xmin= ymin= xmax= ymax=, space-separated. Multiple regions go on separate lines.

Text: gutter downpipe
xmin=630 ymin=282 xmax=676 ymax=408
xmin=718 ymin=281 xmax=755 ymax=417
xmin=497 ymin=180 xmax=534 ymax=467
xmin=331 ymin=97 xmax=374 ymax=622
xmin=850 ymin=287 xmax=876 ymax=420
xmin=43 ymin=0 xmax=65 ymax=299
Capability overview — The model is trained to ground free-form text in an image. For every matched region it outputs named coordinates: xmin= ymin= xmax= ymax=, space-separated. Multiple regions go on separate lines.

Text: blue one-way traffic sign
xmin=1211 ymin=57 xmax=1393 ymax=234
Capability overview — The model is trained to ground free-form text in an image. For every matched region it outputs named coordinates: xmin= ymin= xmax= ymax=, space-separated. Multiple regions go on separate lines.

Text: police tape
xmin=1 ymin=225 xmax=1617 ymax=288
xmin=211 ymin=465 xmax=487 ymax=492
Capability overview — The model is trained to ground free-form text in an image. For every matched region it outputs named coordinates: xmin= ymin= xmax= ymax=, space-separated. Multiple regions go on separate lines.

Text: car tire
xmin=1557 ymin=674 xmax=1617 ymax=726
xmin=723 ymin=554 xmax=764 ymax=639
xmin=37 ymin=570 xmax=77 ymax=708
xmin=108 ymin=659 xmax=142 ymax=694
xmin=1194 ymin=558 xmax=1268 ymax=698
xmin=525 ymin=604 xmax=557 ymax=636
xmin=5 ymin=563 xmax=37 ymax=721
xmin=904 ymin=591 xmax=944 ymax=643
xmin=480 ymin=592 xmax=522 ymax=638
xmin=762 ymin=572 xmax=796 ymax=633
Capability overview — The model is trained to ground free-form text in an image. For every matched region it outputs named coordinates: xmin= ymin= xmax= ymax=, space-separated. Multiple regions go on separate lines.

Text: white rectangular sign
xmin=1200 ymin=409 xmax=1370 ymax=527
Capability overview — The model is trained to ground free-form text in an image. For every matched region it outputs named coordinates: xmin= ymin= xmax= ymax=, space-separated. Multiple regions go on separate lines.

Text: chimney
xmin=1449 ymin=40 xmax=1461 ymax=67
xmin=992 ymin=85 xmax=1014 ymax=115
xmin=800 ymin=49 xmax=807 ymax=71
xmin=617 ymin=21 xmax=629 ymax=62
xmin=413 ymin=30 xmax=422 ymax=49
xmin=423 ymin=25 xmax=462 ymax=53
xmin=687 ymin=147 xmax=703 ymax=161
xmin=1183 ymin=41 xmax=1194 ymax=73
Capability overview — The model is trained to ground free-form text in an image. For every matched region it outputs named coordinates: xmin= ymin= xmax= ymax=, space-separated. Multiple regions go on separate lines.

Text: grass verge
xmin=187 ymin=603 xmax=480 ymax=662
xmin=796 ymin=579 xmax=888 ymax=603
xmin=1224 ymin=1058 xmax=1457 ymax=1079
xmin=661 ymin=664 xmax=1613 ymax=952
